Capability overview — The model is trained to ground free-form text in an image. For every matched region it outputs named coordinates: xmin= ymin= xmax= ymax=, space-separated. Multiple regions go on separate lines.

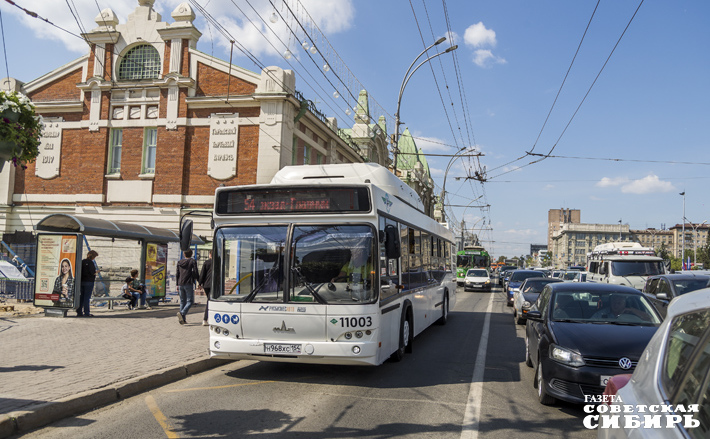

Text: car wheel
xmin=436 ymin=293 xmax=449 ymax=325
xmin=524 ymin=332 xmax=533 ymax=367
xmin=535 ymin=358 xmax=555 ymax=405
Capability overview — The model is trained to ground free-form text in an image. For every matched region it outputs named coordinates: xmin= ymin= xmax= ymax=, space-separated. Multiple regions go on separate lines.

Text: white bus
xmin=206 ymin=163 xmax=457 ymax=366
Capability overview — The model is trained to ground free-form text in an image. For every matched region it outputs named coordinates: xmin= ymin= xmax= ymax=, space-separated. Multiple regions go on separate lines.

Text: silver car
xmin=597 ymin=287 xmax=710 ymax=438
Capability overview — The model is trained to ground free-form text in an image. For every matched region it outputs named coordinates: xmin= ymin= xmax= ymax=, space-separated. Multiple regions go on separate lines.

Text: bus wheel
xmin=391 ymin=309 xmax=412 ymax=362
xmin=436 ymin=293 xmax=449 ymax=325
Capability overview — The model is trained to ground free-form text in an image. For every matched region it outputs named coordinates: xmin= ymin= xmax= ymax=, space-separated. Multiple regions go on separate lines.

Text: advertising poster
xmin=34 ymin=234 xmax=78 ymax=308
xmin=145 ymin=243 xmax=167 ymax=298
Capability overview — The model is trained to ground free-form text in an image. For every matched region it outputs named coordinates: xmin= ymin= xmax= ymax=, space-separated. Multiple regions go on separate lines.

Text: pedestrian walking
xmin=176 ymin=249 xmax=199 ymax=324
xmin=198 ymin=251 xmax=213 ymax=326
xmin=78 ymin=250 xmax=99 ymax=317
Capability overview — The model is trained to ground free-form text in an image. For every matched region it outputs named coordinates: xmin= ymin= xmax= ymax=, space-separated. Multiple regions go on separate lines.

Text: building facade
xmin=547 ymin=208 xmax=580 ymax=251
xmin=631 ymin=228 xmax=674 ymax=255
xmin=551 ymin=223 xmax=633 ymax=269
xmin=0 ymin=1 xmax=391 ymax=242
xmin=669 ymin=223 xmax=710 ymax=259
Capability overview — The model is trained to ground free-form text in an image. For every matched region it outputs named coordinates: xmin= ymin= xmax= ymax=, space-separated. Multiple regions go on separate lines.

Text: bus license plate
xmin=264 ymin=343 xmax=302 ymax=354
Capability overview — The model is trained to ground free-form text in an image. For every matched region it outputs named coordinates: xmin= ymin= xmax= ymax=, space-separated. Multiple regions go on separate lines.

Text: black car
xmin=642 ymin=273 xmax=710 ymax=318
xmin=525 ymin=282 xmax=661 ymax=405
xmin=513 ymin=277 xmax=563 ymax=324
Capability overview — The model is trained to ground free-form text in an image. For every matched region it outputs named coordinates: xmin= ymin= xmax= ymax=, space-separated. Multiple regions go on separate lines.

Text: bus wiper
xmin=291 ymin=266 xmax=326 ymax=304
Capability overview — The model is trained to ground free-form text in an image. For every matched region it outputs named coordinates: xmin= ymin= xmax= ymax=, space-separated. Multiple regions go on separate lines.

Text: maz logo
xmin=273 ymin=321 xmax=295 ymax=333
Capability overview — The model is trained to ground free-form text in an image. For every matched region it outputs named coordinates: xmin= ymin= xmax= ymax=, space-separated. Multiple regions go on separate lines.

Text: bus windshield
xmin=215 ymin=224 xmax=376 ymax=304
xmin=611 ymin=261 xmax=664 ymax=277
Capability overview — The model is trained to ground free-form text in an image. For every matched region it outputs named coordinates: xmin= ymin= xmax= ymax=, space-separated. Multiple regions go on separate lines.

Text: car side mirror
xmin=656 ymin=292 xmax=669 ymax=301
xmin=526 ymin=310 xmax=542 ymax=321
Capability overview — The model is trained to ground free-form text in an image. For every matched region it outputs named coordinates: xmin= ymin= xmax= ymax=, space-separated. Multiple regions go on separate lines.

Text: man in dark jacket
xmin=78 ymin=250 xmax=98 ymax=317
xmin=199 ymin=251 xmax=213 ymax=326
xmin=176 ymin=249 xmax=199 ymax=324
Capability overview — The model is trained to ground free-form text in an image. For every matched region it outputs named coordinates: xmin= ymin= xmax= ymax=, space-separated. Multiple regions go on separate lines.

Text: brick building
xmin=0 ymin=0 xmax=390 ymax=242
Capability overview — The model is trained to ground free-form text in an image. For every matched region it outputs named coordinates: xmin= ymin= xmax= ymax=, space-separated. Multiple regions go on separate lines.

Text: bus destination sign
xmin=216 ymin=187 xmax=371 ymax=215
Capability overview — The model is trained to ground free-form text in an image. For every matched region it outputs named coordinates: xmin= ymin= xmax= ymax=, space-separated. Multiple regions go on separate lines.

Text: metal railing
xmin=0 ymin=278 xmax=35 ymax=301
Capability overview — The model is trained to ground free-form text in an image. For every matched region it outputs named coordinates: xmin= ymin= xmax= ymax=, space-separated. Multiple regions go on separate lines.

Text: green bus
xmin=456 ymin=246 xmax=490 ymax=286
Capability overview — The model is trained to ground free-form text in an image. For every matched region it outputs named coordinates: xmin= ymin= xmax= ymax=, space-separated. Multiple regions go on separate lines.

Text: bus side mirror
xmin=384 ymin=225 xmax=400 ymax=259
xmin=179 ymin=219 xmax=193 ymax=252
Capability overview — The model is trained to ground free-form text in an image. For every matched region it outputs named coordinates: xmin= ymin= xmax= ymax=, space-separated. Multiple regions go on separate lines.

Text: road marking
xmin=460 ymin=292 xmax=493 ymax=439
xmin=145 ymin=394 xmax=179 ymax=438
xmin=164 ymin=380 xmax=275 ymax=392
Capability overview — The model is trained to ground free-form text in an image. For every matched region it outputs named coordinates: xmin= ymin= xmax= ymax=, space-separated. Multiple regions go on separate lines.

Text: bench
xmin=92 ymin=296 xmax=164 ymax=310
xmin=91 ymin=296 xmax=129 ymax=310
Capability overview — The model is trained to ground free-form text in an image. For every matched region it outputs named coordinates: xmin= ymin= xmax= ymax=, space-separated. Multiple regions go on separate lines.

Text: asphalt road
xmin=23 ymin=285 xmax=597 ymax=439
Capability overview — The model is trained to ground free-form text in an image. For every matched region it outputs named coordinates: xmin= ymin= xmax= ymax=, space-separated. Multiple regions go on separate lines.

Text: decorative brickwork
xmin=29 ymin=69 xmax=84 ymax=102
xmin=195 ymin=62 xmax=257 ymax=97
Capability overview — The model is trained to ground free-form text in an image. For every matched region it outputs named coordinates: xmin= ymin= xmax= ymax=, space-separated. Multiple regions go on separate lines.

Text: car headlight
xmin=484 ymin=280 xmax=490 ymax=284
xmin=549 ymin=344 xmax=585 ymax=367
xmin=523 ymin=300 xmax=531 ymax=308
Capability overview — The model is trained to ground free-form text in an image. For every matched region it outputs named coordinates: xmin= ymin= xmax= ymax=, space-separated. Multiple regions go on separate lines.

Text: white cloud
xmin=473 ymin=50 xmax=506 ymax=68
xmin=596 ymin=175 xmax=675 ymax=194
xmin=442 ymin=30 xmax=459 ymax=45
xmin=3 ymin=0 xmax=355 ymax=58
xmin=596 ymin=177 xmax=629 ymax=187
xmin=464 ymin=22 xmax=496 ymax=48
xmin=543 ymin=184 xmax=555 ymax=191
xmin=621 ymin=175 xmax=675 ymax=194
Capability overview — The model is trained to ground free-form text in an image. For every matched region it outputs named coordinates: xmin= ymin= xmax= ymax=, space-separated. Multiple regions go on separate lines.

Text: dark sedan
xmin=513 ymin=277 xmax=563 ymax=324
xmin=642 ymin=273 xmax=710 ymax=318
xmin=505 ymin=270 xmax=545 ymax=306
xmin=525 ymin=282 xmax=661 ymax=405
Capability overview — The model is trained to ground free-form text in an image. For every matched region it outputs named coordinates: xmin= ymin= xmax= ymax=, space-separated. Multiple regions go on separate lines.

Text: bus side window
xmin=400 ymin=224 xmax=410 ymax=291
xmin=379 ymin=217 xmax=400 ymax=300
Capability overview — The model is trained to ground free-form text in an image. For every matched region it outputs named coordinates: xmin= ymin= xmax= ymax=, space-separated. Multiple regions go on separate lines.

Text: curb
xmin=0 ymin=357 xmax=232 ymax=438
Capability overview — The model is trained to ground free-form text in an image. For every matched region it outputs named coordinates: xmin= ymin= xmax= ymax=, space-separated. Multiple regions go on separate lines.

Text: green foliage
xmin=0 ymin=91 xmax=43 ymax=169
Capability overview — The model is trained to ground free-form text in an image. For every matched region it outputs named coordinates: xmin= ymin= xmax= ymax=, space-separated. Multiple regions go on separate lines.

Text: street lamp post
xmin=439 ymin=147 xmax=473 ymax=223
xmin=685 ymin=218 xmax=708 ymax=267
xmin=393 ymin=39 xmax=458 ymax=176
xmin=680 ymin=192 xmax=686 ymax=262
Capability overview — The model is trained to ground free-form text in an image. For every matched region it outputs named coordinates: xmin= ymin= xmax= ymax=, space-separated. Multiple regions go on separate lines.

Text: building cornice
xmin=34 ymin=101 xmax=84 ymax=113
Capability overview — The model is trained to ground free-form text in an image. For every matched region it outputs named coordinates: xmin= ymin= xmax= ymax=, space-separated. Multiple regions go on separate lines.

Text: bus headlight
xmin=215 ymin=328 xmax=221 ymax=334
xmin=355 ymin=331 xmax=363 ymax=338
xmin=214 ymin=341 xmax=221 ymax=349
xmin=222 ymin=329 xmax=229 ymax=337
xmin=352 ymin=346 xmax=361 ymax=354
xmin=344 ymin=332 xmax=352 ymax=340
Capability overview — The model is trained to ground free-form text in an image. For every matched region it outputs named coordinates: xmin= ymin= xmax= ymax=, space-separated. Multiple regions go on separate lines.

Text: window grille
xmin=118 ymin=45 xmax=161 ymax=80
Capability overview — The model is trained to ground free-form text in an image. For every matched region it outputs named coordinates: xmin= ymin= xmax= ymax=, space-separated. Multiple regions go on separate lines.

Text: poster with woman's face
xmin=34 ymin=234 xmax=78 ymax=308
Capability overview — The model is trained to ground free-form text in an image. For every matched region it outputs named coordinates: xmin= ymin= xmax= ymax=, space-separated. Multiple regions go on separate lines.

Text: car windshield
xmin=611 ymin=261 xmax=664 ymax=277
xmin=561 ymin=272 xmax=577 ymax=280
xmin=511 ymin=271 xmax=544 ymax=282
xmin=467 ymin=269 xmax=488 ymax=277
xmin=523 ymin=281 xmax=555 ymax=294
xmin=214 ymin=224 xmax=376 ymax=304
xmin=673 ymin=279 xmax=710 ymax=296
xmin=551 ymin=290 xmax=661 ymax=325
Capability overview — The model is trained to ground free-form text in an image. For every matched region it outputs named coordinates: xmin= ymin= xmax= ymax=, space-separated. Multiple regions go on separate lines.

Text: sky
xmin=0 ymin=0 xmax=708 ymax=260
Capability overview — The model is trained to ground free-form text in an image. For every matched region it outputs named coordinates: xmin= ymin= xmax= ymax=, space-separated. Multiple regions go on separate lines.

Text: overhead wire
xmin=487 ymin=0 xmax=645 ymax=181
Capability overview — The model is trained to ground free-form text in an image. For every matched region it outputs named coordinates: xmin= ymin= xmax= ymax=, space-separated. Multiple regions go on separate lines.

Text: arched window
xmin=118 ymin=44 xmax=161 ymax=80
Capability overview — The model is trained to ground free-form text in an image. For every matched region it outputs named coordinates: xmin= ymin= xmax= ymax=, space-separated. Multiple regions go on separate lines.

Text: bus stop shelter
xmin=33 ymin=214 xmax=204 ymax=316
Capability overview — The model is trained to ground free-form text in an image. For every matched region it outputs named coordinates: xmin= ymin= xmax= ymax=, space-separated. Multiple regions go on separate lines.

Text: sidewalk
xmin=0 ymin=295 xmax=230 ymax=438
